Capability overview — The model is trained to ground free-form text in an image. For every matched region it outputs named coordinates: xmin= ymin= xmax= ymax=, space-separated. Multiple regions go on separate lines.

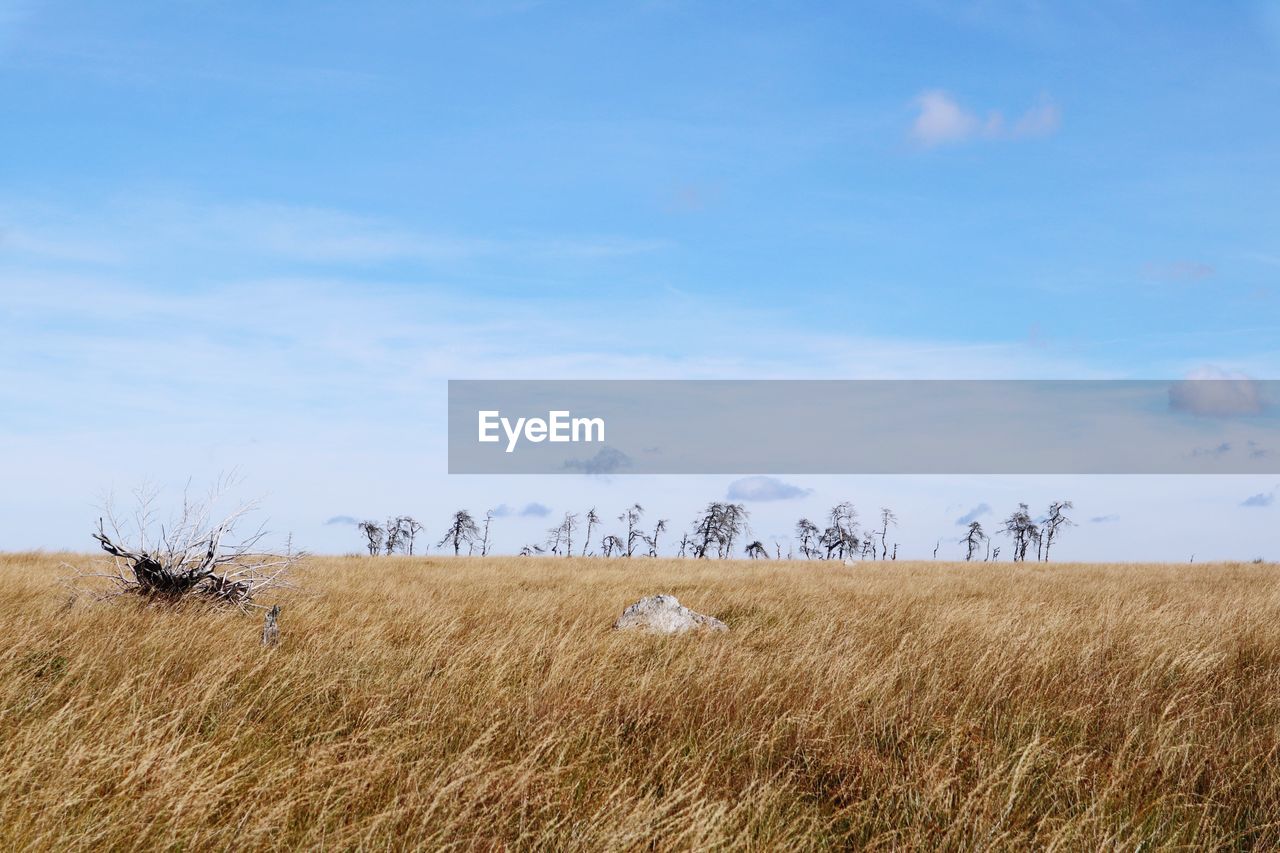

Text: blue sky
xmin=1 ymin=1 xmax=1278 ymax=558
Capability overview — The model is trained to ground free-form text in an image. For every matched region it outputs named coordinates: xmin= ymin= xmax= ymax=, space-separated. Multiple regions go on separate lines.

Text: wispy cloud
xmin=909 ymin=91 xmax=1061 ymax=148
xmin=324 ymin=515 xmax=359 ymax=526
xmin=0 ymin=223 xmax=124 ymax=264
xmin=1241 ymin=487 xmax=1277 ymax=508
xmin=955 ymin=502 xmax=992 ymax=526
xmin=0 ymin=198 xmax=669 ymax=269
xmin=2 ymin=18 xmax=383 ymax=93
xmin=1010 ymin=98 xmax=1061 ymax=138
xmin=0 ymin=197 xmax=1191 ymax=554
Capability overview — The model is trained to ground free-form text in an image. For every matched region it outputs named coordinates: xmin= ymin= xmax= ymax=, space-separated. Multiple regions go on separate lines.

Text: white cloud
xmin=1169 ymin=366 xmax=1268 ymax=417
xmin=726 ymin=476 xmax=812 ymax=502
xmin=910 ymin=91 xmax=987 ymax=147
xmin=1010 ymin=97 xmax=1062 ymax=138
xmin=909 ymin=91 xmax=1060 ymax=148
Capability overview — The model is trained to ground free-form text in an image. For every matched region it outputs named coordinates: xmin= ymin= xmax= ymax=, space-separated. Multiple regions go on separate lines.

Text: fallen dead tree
xmin=81 ymin=481 xmax=300 ymax=608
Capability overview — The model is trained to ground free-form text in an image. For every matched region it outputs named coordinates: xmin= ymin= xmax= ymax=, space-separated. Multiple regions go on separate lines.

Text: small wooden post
xmin=261 ymin=604 xmax=281 ymax=647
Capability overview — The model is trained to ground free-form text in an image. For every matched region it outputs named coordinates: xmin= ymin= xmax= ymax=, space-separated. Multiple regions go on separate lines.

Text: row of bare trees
xmin=960 ymin=501 xmax=1075 ymax=562
xmin=355 ymin=516 xmax=426 ymax=556
xmin=793 ymin=504 xmax=898 ymax=561
xmin=351 ymin=500 xmax=1074 ymax=562
xmin=358 ymin=511 xmax=497 ymax=557
xmin=359 ymin=501 xmax=886 ymax=561
xmin=527 ymin=504 xmax=669 ymax=557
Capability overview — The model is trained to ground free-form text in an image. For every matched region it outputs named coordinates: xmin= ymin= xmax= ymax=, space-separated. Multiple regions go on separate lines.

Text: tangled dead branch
xmin=79 ymin=480 xmax=301 ymax=608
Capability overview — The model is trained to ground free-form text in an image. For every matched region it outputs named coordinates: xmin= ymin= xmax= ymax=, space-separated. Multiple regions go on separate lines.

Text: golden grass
xmin=3 ymin=552 xmax=1280 ymax=850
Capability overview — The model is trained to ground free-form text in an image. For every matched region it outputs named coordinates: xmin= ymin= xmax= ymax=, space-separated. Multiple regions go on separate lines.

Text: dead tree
xmin=384 ymin=516 xmax=424 ymax=555
xmin=384 ymin=518 xmax=403 ymax=555
xmin=582 ymin=508 xmax=600 ymax=556
xmin=745 ymin=540 xmax=768 ymax=559
xmin=691 ymin=502 xmax=749 ymax=558
xmin=358 ymin=520 xmax=384 ymax=556
xmin=554 ymin=512 xmax=579 ymax=557
xmin=692 ymin=502 xmax=723 ymax=558
xmin=1042 ymin=500 xmax=1074 ymax=562
xmin=480 ymin=510 xmax=495 ymax=556
xmin=1001 ymin=503 xmax=1039 ymax=562
xmin=962 ymin=521 xmax=986 ymax=561
xmin=438 ymin=510 xmax=480 ymax=556
xmin=601 ymin=534 xmax=625 ymax=557
xmin=721 ymin=503 xmax=749 ymax=557
xmin=86 ymin=483 xmax=300 ymax=608
xmin=545 ymin=523 xmax=563 ymax=555
xmin=796 ymin=519 xmax=820 ymax=559
xmin=644 ymin=519 xmax=668 ymax=557
xmin=620 ymin=504 xmax=644 ymax=557
xmin=399 ymin=516 xmax=424 ymax=555
xmin=878 ymin=508 xmax=897 ymax=560
xmin=821 ymin=502 xmax=858 ymax=560
xmin=385 ymin=516 xmax=421 ymax=555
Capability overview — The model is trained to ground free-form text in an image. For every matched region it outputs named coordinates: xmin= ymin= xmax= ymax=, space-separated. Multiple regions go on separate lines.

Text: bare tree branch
xmin=77 ymin=483 xmax=301 ymax=609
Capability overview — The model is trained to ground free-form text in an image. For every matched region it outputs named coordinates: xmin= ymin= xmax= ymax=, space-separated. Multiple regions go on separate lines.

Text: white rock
xmin=612 ymin=594 xmax=728 ymax=634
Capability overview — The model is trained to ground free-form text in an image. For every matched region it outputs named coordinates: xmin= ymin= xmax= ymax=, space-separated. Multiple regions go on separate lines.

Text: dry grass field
xmin=3 ymin=552 xmax=1280 ymax=850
